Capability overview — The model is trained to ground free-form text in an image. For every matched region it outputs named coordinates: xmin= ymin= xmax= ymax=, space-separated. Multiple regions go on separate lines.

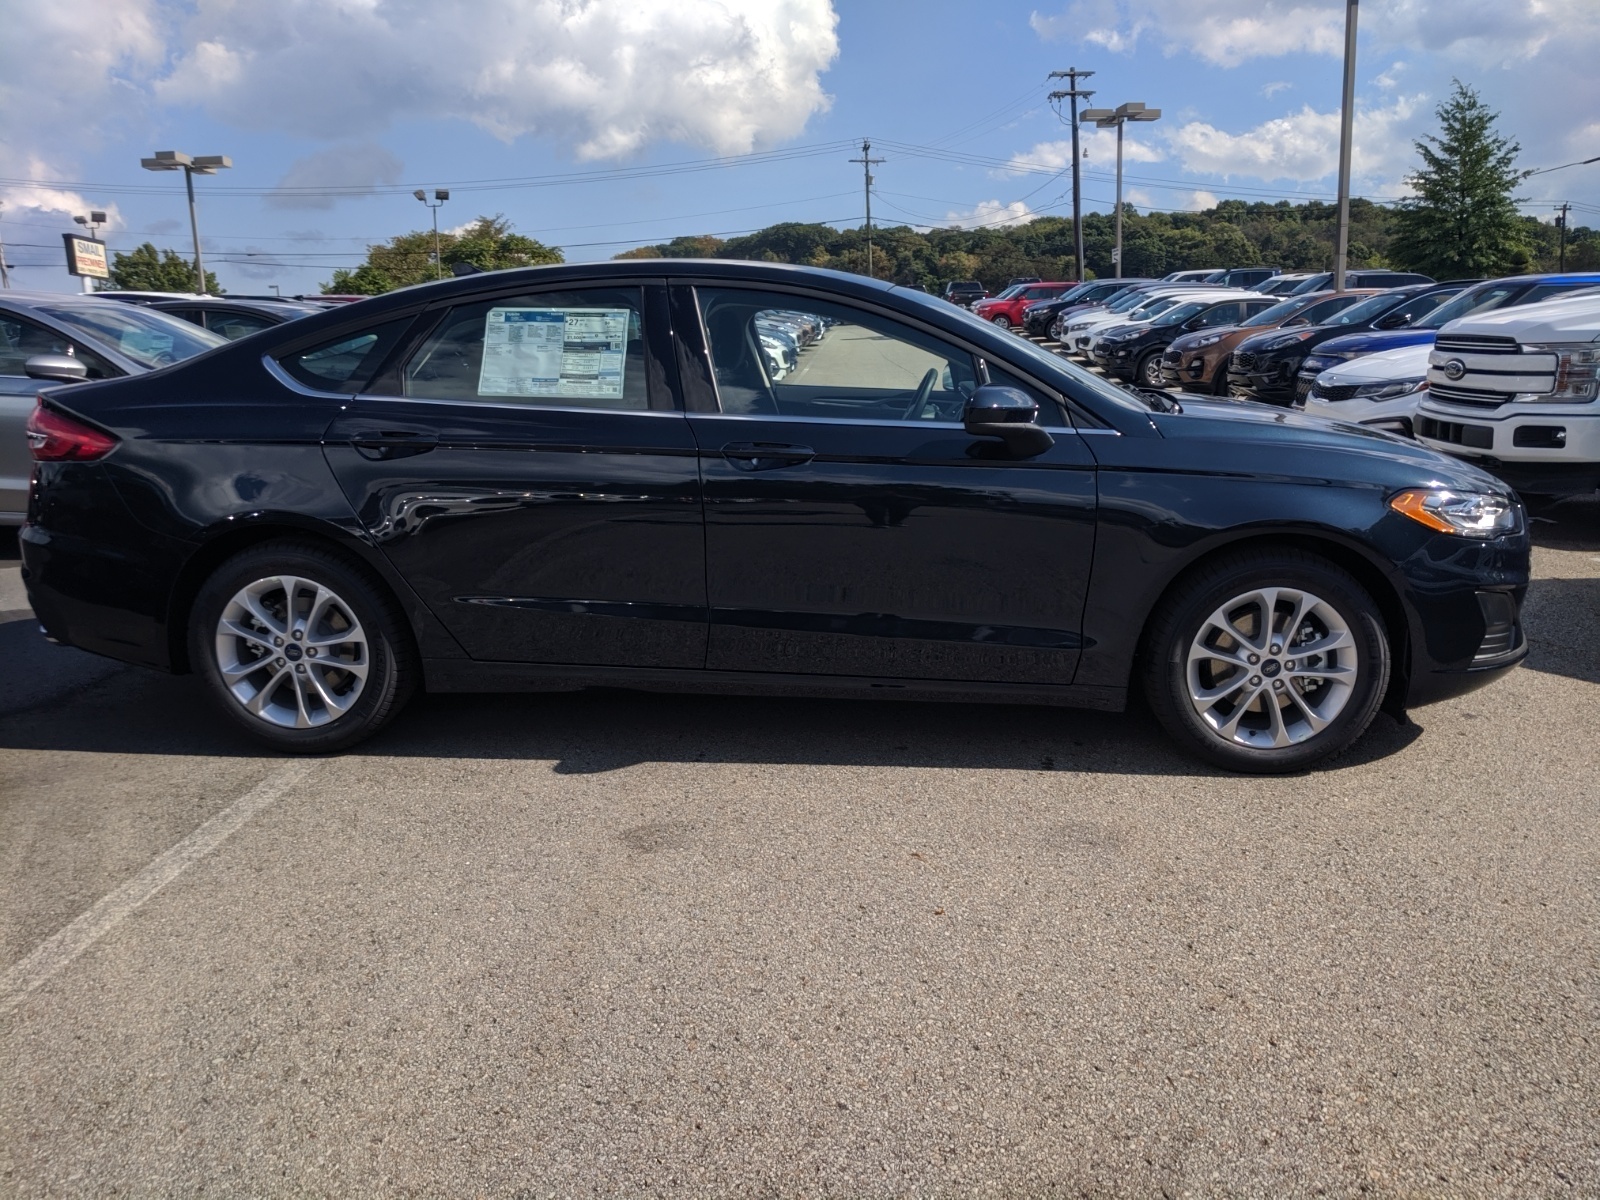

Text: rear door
xmin=320 ymin=281 xmax=707 ymax=668
xmin=677 ymin=282 xmax=1098 ymax=685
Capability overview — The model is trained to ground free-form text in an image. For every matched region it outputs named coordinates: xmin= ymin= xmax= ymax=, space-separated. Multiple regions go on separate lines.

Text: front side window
xmin=0 ymin=313 xmax=115 ymax=379
xmin=402 ymin=287 xmax=650 ymax=410
xmin=697 ymin=287 xmax=977 ymax=422
xmin=1191 ymin=302 xmax=1243 ymax=328
xmin=207 ymin=310 xmax=278 ymax=340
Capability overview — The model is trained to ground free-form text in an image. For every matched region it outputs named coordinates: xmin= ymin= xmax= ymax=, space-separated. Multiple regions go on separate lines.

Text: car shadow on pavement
xmin=1520 ymin=576 xmax=1600 ymax=686
xmin=0 ymin=653 xmax=1422 ymax=778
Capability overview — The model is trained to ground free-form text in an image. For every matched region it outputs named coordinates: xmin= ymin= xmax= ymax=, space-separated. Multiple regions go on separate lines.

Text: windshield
xmin=992 ymin=285 xmax=1024 ymax=300
xmin=1240 ymin=296 xmax=1313 ymax=328
xmin=1325 ymin=292 xmax=1408 ymax=326
xmin=1152 ymin=301 xmax=1208 ymax=327
xmin=40 ymin=302 xmax=227 ymax=369
xmin=1106 ymin=290 xmax=1156 ymax=312
xmin=1128 ymin=297 xmax=1181 ymax=320
xmin=1419 ymin=284 xmax=1522 ymax=328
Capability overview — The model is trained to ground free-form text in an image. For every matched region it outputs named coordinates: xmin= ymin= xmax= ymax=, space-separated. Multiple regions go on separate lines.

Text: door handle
xmin=720 ymin=441 xmax=815 ymax=471
xmin=349 ymin=430 xmax=439 ymax=460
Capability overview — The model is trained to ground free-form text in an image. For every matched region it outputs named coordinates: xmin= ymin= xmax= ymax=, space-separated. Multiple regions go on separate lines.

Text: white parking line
xmin=0 ymin=760 xmax=314 ymax=1021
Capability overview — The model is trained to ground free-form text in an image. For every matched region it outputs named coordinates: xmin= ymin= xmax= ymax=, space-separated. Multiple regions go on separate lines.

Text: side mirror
xmin=24 ymin=354 xmax=89 ymax=383
xmin=1183 ymin=317 xmax=1206 ymax=331
xmin=963 ymin=384 xmax=1054 ymax=458
xmin=1375 ymin=311 xmax=1410 ymax=329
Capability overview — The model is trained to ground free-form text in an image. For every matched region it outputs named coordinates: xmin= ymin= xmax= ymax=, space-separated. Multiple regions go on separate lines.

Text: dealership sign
xmin=62 ymin=234 xmax=109 ymax=279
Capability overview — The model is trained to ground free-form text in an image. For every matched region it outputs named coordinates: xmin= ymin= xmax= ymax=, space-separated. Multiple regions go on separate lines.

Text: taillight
xmin=25 ymin=401 xmax=118 ymax=462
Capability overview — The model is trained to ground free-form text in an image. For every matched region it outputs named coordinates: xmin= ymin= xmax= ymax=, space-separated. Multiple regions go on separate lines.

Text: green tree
xmin=323 ymin=215 xmax=562 ymax=294
xmin=1390 ymin=81 xmax=1529 ymax=278
xmin=106 ymin=243 xmax=221 ymax=293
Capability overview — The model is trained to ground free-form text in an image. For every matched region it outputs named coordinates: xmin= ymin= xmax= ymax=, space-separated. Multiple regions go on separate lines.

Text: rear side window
xmin=207 ymin=310 xmax=278 ymax=341
xmin=279 ymin=317 xmax=415 ymax=393
xmin=401 ymin=287 xmax=652 ymax=410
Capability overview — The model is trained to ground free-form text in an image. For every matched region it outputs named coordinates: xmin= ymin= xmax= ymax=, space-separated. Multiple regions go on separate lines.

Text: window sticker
xmin=478 ymin=307 xmax=630 ymax=398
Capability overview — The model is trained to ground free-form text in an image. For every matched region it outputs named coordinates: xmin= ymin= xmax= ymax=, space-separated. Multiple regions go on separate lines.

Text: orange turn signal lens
xmin=1388 ymin=489 xmax=1457 ymax=534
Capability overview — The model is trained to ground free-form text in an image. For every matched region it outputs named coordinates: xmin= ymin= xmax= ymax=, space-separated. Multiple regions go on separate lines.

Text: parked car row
xmin=755 ymin=308 xmax=832 ymax=380
xmin=1036 ymin=267 xmax=1600 ymax=502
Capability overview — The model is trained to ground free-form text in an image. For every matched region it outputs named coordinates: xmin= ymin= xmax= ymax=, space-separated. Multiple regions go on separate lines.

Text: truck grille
xmin=1427 ymin=384 xmax=1510 ymax=409
xmin=1434 ymin=334 xmax=1520 ymax=355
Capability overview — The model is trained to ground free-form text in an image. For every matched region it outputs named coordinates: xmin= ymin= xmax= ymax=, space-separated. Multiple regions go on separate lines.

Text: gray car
xmin=0 ymin=293 xmax=225 ymax=523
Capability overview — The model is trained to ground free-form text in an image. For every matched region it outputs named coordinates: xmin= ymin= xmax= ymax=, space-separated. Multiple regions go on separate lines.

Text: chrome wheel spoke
xmin=1187 ymin=583 xmax=1356 ymax=750
xmin=215 ymin=573 xmax=369 ymax=729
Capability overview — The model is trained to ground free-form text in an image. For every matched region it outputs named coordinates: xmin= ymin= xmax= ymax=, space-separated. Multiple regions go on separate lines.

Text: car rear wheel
xmin=190 ymin=540 xmax=416 ymax=753
xmin=1142 ymin=549 xmax=1390 ymax=773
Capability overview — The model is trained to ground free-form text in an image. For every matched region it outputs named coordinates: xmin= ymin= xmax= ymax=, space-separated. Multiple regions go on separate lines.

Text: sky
xmin=1 ymin=0 xmax=1597 ymax=296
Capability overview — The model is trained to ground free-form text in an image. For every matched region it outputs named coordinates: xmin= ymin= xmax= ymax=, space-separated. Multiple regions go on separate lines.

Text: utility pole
xmin=1332 ymin=0 xmax=1359 ymax=291
xmin=848 ymin=140 xmax=885 ymax=278
xmin=1048 ymin=68 xmax=1094 ymax=280
xmin=1557 ymin=202 xmax=1571 ymax=271
xmin=0 ymin=201 xmax=11 ymax=289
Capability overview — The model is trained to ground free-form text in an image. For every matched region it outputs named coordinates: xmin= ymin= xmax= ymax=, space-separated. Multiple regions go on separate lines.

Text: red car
xmin=971 ymin=281 xmax=1077 ymax=329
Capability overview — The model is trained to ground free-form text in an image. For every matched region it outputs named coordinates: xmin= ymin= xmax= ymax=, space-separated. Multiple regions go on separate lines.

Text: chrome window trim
xmin=263 ymin=353 xmax=684 ymax=418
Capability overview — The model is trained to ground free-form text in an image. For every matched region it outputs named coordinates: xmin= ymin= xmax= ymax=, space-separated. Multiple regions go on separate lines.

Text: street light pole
xmin=141 ymin=151 xmax=231 ymax=293
xmin=1332 ymin=0 xmax=1359 ymax=292
xmin=414 ymin=189 xmax=450 ymax=279
xmin=1081 ymin=103 xmax=1162 ymax=280
xmin=0 ymin=201 xmax=13 ymax=290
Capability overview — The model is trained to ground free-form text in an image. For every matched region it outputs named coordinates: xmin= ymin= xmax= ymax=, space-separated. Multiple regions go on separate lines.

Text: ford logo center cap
xmin=1442 ymin=358 xmax=1467 ymax=381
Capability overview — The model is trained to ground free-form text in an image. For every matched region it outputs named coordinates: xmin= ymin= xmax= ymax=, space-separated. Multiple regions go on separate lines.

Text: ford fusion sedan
xmin=21 ymin=260 xmax=1529 ymax=773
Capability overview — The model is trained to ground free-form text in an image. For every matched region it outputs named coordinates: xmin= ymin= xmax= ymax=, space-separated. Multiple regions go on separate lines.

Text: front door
xmin=679 ymin=284 xmax=1098 ymax=685
xmin=320 ymin=282 xmax=706 ymax=668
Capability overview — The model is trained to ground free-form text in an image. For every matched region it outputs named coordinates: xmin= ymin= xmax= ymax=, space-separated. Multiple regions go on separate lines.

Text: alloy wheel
xmin=213 ymin=574 xmax=370 ymax=728
xmin=1186 ymin=586 xmax=1357 ymax=749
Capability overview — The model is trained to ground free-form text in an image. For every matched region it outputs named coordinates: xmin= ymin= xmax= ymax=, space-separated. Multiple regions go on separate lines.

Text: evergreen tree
xmin=106 ymin=243 xmax=222 ymax=293
xmin=1390 ymin=81 xmax=1529 ymax=278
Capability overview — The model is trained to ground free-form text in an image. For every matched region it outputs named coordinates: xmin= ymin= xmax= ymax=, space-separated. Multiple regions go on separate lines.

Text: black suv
xmin=1092 ymin=295 xmax=1280 ymax=385
xmin=941 ymin=281 xmax=986 ymax=308
xmin=1227 ymin=282 xmax=1467 ymax=405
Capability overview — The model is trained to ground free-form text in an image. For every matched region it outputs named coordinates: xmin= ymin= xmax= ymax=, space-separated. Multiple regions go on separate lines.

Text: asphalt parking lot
xmin=1 ymin=504 xmax=1597 ymax=1197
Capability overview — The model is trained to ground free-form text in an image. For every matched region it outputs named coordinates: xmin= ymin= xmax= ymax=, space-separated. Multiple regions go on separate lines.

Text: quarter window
xmin=279 ymin=317 xmax=415 ymax=393
xmin=401 ymin=288 xmax=651 ymax=410
xmin=697 ymin=287 xmax=978 ymax=422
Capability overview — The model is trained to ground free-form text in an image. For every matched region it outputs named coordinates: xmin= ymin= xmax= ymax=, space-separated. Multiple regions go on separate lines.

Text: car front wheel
xmin=991 ymin=315 xmax=1011 ymax=328
xmin=190 ymin=540 xmax=416 ymax=752
xmin=1137 ymin=350 xmax=1164 ymax=387
xmin=1142 ymin=549 xmax=1390 ymax=773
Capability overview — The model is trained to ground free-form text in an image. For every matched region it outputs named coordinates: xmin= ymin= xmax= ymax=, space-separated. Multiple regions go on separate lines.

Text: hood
xmin=1439 ymin=290 xmax=1600 ymax=343
xmin=1169 ymin=324 xmax=1245 ymax=352
xmin=1152 ymin=397 xmax=1510 ymax=493
xmin=1314 ymin=328 xmax=1437 ymax=356
xmin=1316 ymin=343 xmax=1432 ymax=385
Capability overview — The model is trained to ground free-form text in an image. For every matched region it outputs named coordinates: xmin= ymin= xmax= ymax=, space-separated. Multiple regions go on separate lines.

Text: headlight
xmin=1525 ymin=341 xmax=1600 ymax=401
xmin=1067 ymin=321 xmax=1092 ymax=332
xmin=1194 ymin=332 xmax=1226 ymax=348
xmin=1388 ymin=488 xmax=1518 ymax=538
xmin=1352 ymin=378 xmax=1425 ymax=400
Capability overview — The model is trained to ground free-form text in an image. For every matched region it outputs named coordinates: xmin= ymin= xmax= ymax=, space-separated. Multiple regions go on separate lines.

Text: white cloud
xmin=1184 ymin=189 xmax=1220 ymax=211
xmin=1372 ymin=61 xmax=1405 ymax=90
xmin=942 ymin=200 xmax=1037 ymax=229
xmin=154 ymin=0 xmax=840 ymax=159
xmin=1007 ymin=130 xmax=1164 ymax=177
xmin=268 ymin=144 xmax=405 ymax=210
xmin=1261 ymin=81 xmax=1292 ymax=98
xmin=0 ymin=0 xmax=162 ymax=220
xmin=1030 ymin=0 xmax=1344 ymax=67
xmin=1166 ymin=96 xmax=1422 ymax=185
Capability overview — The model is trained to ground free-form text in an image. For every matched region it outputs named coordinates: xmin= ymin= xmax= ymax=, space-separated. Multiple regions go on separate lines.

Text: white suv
xmin=1414 ymin=292 xmax=1600 ymax=498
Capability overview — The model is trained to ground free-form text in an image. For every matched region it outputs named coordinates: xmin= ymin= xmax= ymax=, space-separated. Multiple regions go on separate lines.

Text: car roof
xmin=147 ymin=297 xmax=322 ymax=316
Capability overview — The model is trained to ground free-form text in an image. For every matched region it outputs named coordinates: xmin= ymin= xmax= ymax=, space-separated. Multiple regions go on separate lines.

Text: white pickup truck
xmin=1414 ymin=291 xmax=1600 ymax=498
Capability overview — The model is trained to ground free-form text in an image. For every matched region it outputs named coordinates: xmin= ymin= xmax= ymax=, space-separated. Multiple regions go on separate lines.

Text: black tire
xmin=1136 ymin=350 xmax=1164 ymax=388
xmin=190 ymin=540 xmax=417 ymax=753
xmin=1141 ymin=548 xmax=1390 ymax=773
